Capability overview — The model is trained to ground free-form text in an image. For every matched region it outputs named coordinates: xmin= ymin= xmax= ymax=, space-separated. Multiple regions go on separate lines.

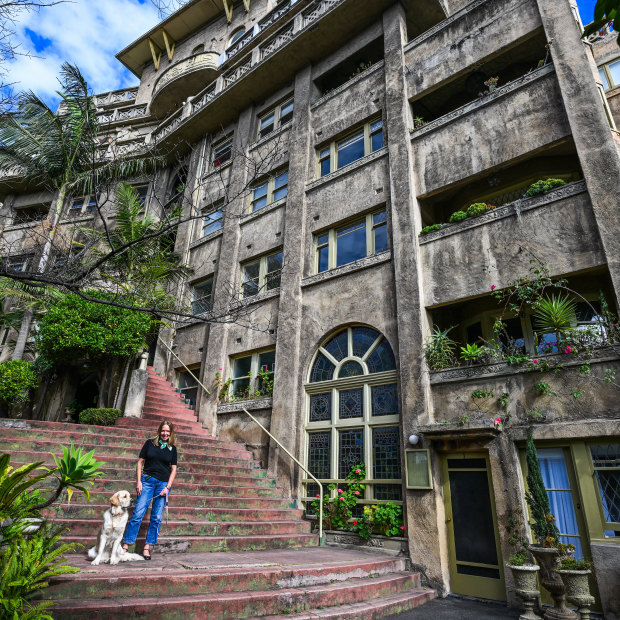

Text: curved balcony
xmin=151 ymin=51 xmax=220 ymax=117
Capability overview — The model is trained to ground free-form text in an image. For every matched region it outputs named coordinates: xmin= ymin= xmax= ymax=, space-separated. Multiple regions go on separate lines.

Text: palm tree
xmin=0 ymin=63 xmax=156 ymax=359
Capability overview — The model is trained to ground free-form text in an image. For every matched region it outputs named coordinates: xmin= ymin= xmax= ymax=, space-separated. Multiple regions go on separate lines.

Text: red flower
xmin=339 ymin=497 xmax=345 ymax=501
xmin=355 ymin=469 xmax=361 ymax=474
xmin=354 ymin=491 xmax=360 ymax=495
xmin=337 ymin=488 xmax=343 ymax=494
xmin=353 ymin=520 xmax=358 ymax=525
xmin=316 ymin=494 xmax=320 ymax=498
xmin=491 ymin=285 xmax=496 ymax=291
xmin=400 ymin=526 xmax=405 ymax=530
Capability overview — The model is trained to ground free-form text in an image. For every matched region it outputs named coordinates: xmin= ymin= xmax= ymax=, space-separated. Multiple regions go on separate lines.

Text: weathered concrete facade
xmin=1 ymin=0 xmax=619 ymax=614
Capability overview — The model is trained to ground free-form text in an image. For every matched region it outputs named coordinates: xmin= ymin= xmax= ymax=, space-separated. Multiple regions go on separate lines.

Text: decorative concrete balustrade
xmin=95 ymin=87 xmax=138 ymax=108
xmin=97 ymin=104 xmax=148 ymax=125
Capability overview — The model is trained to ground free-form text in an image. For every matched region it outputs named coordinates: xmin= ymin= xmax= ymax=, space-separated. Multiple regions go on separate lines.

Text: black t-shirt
xmin=139 ymin=440 xmax=178 ymax=483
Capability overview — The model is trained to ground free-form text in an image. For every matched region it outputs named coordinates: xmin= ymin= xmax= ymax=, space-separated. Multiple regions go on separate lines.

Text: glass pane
xmin=252 ymin=183 xmax=268 ymax=210
xmin=308 ymin=432 xmax=331 ymax=479
xmin=575 ymin=300 xmax=603 ymax=323
xmin=374 ymin=485 xmax=402 ymax=501
xmin=538 ymin=448 xmax=583 ymax=559
xmin=203 ymin=210 xmax=223 ymax=235
xmin=242 ymin=279 xmax=259 ymax=297
xmin=310 ymin=353 xmax=335 ymax=383
xmin=339 ymin=388 xmax=363 ymax=419
xmin=373 ymin=211 xmax=386 ymax=225
xmin=317 ymin=233 xmax=329 ymax=246
xmin=609 ymin=59 xmax=620 ymax=87
xmin=233 ymin=356 xmax=252 ymax=378
xmin=373 ymin=426 xmax=401 ymax=479
xmin=324 ymin=330 xmax=349 ymax=362
xmin=309 ymin=392 xmax=332 ymax=422
xmin=371 ymin=129 xmax=384 ymax=152
xmin=320 ymin=156 xmax=331 ymax=177
xmin=267 ymin=252 xmax=283 ymax=273
xmin=85 ymin=197 xmax=97 ymax=213
xmin=366 ymin=339 xmax=396 ymax=373
xmin=599 ymin=67 xmax=610 ymax=90
xmin=244 ymin=261 xmax=260 ymax=279
xmin=352 ymin=327 xmax=380 ymax=358
xmin=192 ymin=298 xmax=210 ymax=314
xmin=318 ymin=246 xmax=329 ymax=272
xmin=449 ymin=468 xmax=499 ymax=567
xmin=273 ymin=171 xmax=288 ymax=201
xmin=337 ymin=130 xmax=365 ymax=168
xmin=232 ymin=377 xmax=250 ymax=397
xmin=339 ymin=428 xmax=364 ymax=478
xmin=258 ymin=350 xmax=275 ymax=373
xmin=336 ymin=220 xmax=366 ymax=266
xmin=279 ymin=100 xmax=294 ymax=124
xmin=371 ymin=384 xmax=398 ymax=416
xmin=457 ymin=565 xmax=500 ymax=579
xmin=260 ymin=112 xmax=275 ymax=137
xmin=374 ymin=223 xmax=388 ymax=253
xmin=448 ymin=458 xmax=486 ymax=469
xmin=338 ymin=360 xmax=364 ymax=378
xmin=499 ymin=317 xmax=526 ymax=353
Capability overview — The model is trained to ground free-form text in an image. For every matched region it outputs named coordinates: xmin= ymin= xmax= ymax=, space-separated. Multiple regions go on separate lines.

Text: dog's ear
xmin=110 ymin=492 xmax=121 ymax=506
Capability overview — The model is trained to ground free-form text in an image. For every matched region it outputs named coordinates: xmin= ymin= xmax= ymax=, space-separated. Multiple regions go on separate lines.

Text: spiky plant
xmin=423 ymin=326 xmax=457 ymax=370
xmin=532 ymin=293 xmax=577 ymax=349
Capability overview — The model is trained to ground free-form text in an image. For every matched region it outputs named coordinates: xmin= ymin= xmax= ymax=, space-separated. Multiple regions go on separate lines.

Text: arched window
xmin=305 ymin=326 xmax=401 ymax=512
xmin=228 ymin=28 xmax=246 ymax=48
xmin=192 ymin=44 xmax=205 ymax=55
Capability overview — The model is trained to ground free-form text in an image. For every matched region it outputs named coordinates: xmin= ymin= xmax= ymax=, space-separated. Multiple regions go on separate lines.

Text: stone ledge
xmin=237 ymin=287 xmax=281 ymax=307
xmin=189 ymin=229 xmax=223 ymax=250
xmin=301 ymin=251 xmax=391 ymax=289
xmin=305 ymin=148 xmax=388 ymax=193
xmin=217 ymin=397 xmax=273 ymax=414
xmin=240 ymin=197 xmax=286 ymax=225
xmin=324 ymin=530 xmax=408 ymax=557
xmin=248 ymin=123 xmax=292 ymax=152
xmin=418 ymin=180 xmax=587 ymax=243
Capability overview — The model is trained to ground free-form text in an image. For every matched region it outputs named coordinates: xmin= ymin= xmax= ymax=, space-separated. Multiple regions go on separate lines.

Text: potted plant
xmin=524 ymin=428 xmax=578 ymax=620
xmin=555 ymin=553 xmax=595 ymax=620
xmin=504 ymin=508 xmax=542 ymax=620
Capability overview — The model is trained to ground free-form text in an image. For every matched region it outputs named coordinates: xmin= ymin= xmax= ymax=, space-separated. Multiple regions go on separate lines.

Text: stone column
xmin=198 ymin=107 xmax=255 ymax=434
xmin=382 ymin=3 xmax=446 ymax=592
xmin=267 ymin=64 xmax=313 ymax=496
xmin=535 ymin=0 xmax=620 ymax=307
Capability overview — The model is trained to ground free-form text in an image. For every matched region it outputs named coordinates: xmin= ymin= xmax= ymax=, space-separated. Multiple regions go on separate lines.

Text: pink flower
xmin=491 ymin=285 xmax=496 ymax=291
xmin=352 ymin=520 xmax=358 ymax=525
xmin=564 ymin=346 xmax=572 ymax=354
xmin=354 ymin=491 xmax=360 ymax=496
xmin=494 ymin=417 xmax=502 ymax=424
xmin=355 ymin=469 xmax=361 ymax=474
xmin=219 ymin=367 xmax=222 ymax=370
xmin=532 ymin=359 xmax=538 ymax=364
xmin=339 ymin=497 xmax=345 ymax=501
xmin=316 ymin=494 xmax=320 ymax=498
xmin=337 ymin=489 xmax=343 ymax=494
xmin=400 ymin=526 xmax=405 ymax=530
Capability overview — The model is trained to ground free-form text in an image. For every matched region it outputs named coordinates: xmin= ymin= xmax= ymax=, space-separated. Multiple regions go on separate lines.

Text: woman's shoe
xmin=142 ymin=546 xmax=151 ymax=560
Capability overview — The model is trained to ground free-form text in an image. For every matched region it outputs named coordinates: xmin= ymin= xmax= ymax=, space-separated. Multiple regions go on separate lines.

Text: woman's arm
xmin=136 ymin=457 xmax=145 ymax=495
xmin=162 ymin=465 xmax=177 ymax=495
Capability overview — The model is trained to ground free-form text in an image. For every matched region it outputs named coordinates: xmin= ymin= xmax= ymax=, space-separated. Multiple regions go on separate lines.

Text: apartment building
xmin=0 ymin=0 xmax=619 ymax=613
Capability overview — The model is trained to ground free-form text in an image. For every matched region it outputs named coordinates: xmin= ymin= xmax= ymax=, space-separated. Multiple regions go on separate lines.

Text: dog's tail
xmin=119 ymin=552 xmax=145 ymax=562
xmin=87 ymin=547 xmax=96 ymax=559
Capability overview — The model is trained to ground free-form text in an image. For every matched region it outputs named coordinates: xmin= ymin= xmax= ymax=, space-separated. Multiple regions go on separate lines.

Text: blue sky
xmin=4 ymin=0 xmax=601 ymax=109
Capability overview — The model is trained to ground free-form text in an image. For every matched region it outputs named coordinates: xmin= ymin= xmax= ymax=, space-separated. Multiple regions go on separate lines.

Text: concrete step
xmin=44 ymin=555 xmax=407 ymax=599
xmin=60 ymin=532 xmax=319 ymax=555
xmin=115 ymin=417 xmax=208 ymax=435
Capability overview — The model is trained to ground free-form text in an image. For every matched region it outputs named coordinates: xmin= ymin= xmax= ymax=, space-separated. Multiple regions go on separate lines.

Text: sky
xmin=1 ymin=0 xmax=603 ymax=110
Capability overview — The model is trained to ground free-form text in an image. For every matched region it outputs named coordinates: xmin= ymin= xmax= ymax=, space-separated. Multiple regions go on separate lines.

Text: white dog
xmin=88 ymin=490 xmax=144 ymax=565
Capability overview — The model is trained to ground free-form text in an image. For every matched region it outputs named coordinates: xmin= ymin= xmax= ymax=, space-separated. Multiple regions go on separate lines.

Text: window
xmin=178 ymin=369 xmax=199 ymax=407
xmin=192 ymin=44 xmax=205 ymax=55
xmin=133 ymin=185 xmax=149 ymax=210
xmin=590 ymin=444 xmax=620 ymax=537
xmin=67 ymin=195 xmax=98 ymax=217
xmin=305 ymin=326 xmax=400 ymax=509
xmin=257 ymin=98 xmax=294 ymax=139
xmin=250 ymin=169 xmax=288 ymax=212
xmin=599 ymin=58 xmax=620 ymax=91
xmin=201 ymin=208 xmax=223 ymax=237
xmin=315 ymin=209 xmax=388 ymax=273
xmin=317 ymin=118 xmax=384 ymax=177
xmin=228 ymin=28 xmax=246 ymax=48
xmin=212 ymin=137 xmax=233 ymax=168
xmin=192 ymin=278 xmax=213 ymax=315
xmin=4 ymin=257 xmax=28 ymax=272
xmin=13 ymin=203 xmax=49 ymax=223
xmin=241 ymin=250 xmax=283 ymax=298
xmin=0 ymin=327 xmax=10 ymax=347
xmin=231 ymin=349 xmax=275 ymax=399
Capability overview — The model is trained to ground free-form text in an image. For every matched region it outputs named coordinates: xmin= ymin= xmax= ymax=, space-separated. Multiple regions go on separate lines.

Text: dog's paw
xmin=110 ymin=557 xmax=119 ymax=565
xmin=91 ymin=558 xmax=101 ymax=566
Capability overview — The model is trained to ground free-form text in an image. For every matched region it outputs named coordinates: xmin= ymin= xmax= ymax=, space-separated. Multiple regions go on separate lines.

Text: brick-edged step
xmin=115 ymin=417 xmax=209 ymax=435
xmin=47 ymin=573 xmax=420 ymax=619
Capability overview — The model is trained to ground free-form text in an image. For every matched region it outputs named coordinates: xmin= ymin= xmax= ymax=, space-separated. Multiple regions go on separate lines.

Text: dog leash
xmin=162 ymin=487 xmax=169 ymax=525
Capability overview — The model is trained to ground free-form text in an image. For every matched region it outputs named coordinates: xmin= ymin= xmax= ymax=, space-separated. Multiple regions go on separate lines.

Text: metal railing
xmin=157 ymin=336 xmax=324 ymax=542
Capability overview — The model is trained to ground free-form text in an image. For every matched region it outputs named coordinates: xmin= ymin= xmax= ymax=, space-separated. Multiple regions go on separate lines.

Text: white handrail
xmin=158 ymin=337 xmax=210 ymax=395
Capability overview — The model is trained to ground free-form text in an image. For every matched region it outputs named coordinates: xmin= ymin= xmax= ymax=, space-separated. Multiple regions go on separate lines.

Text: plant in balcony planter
xmin=460 ymin=343 xmax=487 ymax=365
xmin=448 ymin=210 xmax=467 ymax=223
xmin=412 ymin=116 xmax=426 ymax=130
xmin=420 ymin=223 xmax=442 ymax=235
xmin=532 ymin=293 xmax=577 ymax=350
xmin=555 ymin=552 xmax=596 ymax=620
xmin=423 ymin=326 xmax=457 ymax=370
xmin=465 ymin=202 xmax=488 ymax=218
xmin=524 ymin=178 xmax=567 ymax=197
xmin=484 ymin=76 xmax=499 ymax=93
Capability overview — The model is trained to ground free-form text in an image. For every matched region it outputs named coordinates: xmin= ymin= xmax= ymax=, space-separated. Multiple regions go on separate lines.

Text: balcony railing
xmin=98 ymin=104 xmax=149 ymax=125
xmin=95 ymin=87 xmax=139 ymax=108
xmin=152 ymin=51 xmax=220 ymax=99
xmin=152 ymin=0 xmax=346 ymax=144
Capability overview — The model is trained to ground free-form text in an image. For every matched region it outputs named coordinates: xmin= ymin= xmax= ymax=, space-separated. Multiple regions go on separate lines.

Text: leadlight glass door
xmin=304 ymin=326 xmax=401 ymax=510
xmin=443 ymin=454 xmax=506 ymax=601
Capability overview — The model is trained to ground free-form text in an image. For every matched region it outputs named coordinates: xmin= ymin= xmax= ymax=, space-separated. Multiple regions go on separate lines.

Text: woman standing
xmin=122 ymin=420 xmax=177 ymax=559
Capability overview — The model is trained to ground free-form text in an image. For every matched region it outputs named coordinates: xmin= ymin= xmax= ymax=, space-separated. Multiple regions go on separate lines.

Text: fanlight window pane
xmin=339 ymin=428 xmax=364 ymax=478
xmin=352 ymin=327 xmax=379 ymax=358
xmin=339 ymin=388 xmax=363 ymax=419
xmin=310 ymin=393 xmax=331 ymax=422
xmin=308 ymin=432 xmax=331 ymax=479
xmin=366 ymin=339 xmax=396 ymax=374
xmin=324 ymin=330 xmax=348 ymax=362
xmin=338 ymin=360 xmax=364 ymax=378
xmin=371 ymin=384 xmax=398 ymax=416
xmin=373 ymin=426 xmax=401 ymax=479
xmin=310 ymin=353 xmax=335 ymax=383
xmin=337 ymin=130 xmax=364 ymax=169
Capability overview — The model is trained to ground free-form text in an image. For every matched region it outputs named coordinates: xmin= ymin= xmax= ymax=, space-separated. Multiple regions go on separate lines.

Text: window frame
xmin=201 ymin=207 xmax=224 ymax=237
xmin=598 ymin=58 xmax=620 ymax=91
xmin=316 ymin=117 xmax=384 ymax=178
xmin=314 ymin=208 xmax=388 ymax=274
xmin=257 ymin=98 xmax=294 ymax=140
xmin=229 ymin=348 xmax=276 ymax=399
xmin=241 ymin=249 xmax=283 ymax=298
xmin=211 ymin=136 xmax=233 ymax=169
xmin=249 ymin=168 xmax=288 ymax=212
xmin=191 ymin=277 xmax=214 ymax=315
xmin=67 ymin=195 xmax=98 ymax=218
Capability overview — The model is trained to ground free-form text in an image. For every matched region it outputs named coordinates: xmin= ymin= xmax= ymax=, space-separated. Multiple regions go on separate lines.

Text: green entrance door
xmin=443 ymin=454 xmax=506 ymax=601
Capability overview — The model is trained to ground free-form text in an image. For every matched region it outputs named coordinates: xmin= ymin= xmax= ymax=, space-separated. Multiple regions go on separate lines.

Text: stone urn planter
xmin=555 ymin=569 xmax=595 ymax=620
xmin=528 ymin=546 xmax=578 ymax=620
xmin=506 ymin=564 xmax=542 ymax=620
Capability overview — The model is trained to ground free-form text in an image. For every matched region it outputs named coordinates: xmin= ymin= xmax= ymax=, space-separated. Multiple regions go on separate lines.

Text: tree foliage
xmin=0 ymin=360 xmax=37 ymax=405
xmin=583 ymin=0 xmax=619 ymax=45
xmin=36 ymin=292 xmax=152 ymax=364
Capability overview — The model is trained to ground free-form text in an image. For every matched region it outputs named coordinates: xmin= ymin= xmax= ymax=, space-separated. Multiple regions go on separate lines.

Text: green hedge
xmin=0 ymin=360 xmax=38 ymax=406
xmin=79 ymin=408 xmax=123 ymax=426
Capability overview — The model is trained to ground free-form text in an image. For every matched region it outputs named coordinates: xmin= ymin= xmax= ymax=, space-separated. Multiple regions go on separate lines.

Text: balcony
xmin=94 ymin=87 xmax=138 ymax=109
xmin=150 ymin=51 xmax=220 ymax=117
xmin=97 ymin=104 xmax=149 ymax=126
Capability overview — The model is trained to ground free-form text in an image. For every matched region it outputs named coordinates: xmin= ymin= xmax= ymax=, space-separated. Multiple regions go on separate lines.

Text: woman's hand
xmin=136 ymin=480 xmax=142 ymax=496
xmin=159 ymin=486 xmax=170 ymax=497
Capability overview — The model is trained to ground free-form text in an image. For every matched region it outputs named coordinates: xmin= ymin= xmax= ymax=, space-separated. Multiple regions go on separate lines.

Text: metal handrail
xmin=158 ymin=336 xmax=324 ymax=543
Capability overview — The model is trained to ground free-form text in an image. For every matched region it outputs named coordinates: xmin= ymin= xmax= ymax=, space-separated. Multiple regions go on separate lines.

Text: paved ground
xmin=385 ymin=595 xmax=521 ymax=619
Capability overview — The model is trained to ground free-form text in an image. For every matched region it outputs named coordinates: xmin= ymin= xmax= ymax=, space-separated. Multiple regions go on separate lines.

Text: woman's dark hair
xmin=152 ymin=420 xmax=176 ymax=447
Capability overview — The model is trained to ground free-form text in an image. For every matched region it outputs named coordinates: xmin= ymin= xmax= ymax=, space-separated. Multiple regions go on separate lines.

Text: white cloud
xmin=6 ymin=0 xmax=161 ymax=106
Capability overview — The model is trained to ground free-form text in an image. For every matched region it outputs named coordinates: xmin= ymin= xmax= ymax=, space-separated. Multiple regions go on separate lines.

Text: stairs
xmin=1 ymin=365 xmax=436 ymax=617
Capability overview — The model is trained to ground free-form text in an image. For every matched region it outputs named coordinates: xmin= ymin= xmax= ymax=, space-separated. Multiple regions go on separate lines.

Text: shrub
xmin=424 ymin=326 xmax=457 ymax=370
xmin=420 ymin=224 xmax=442 ymax=235
xmin=79 ymin=408 xmax=123 ymax=426
xmin=351 ymin=502 xmax=404 ymax=540
xmin=449 ymin=210 xmax=467 ymax=223
xmin=465 ymin=202 xmax=488 ymax=218
xmin=0 ymin=360 xmax=38 ymax=406
xmin=524 ymin=178 xmax=567 ymax=197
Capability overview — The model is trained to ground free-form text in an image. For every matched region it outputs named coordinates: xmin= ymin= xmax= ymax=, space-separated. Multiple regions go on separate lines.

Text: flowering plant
xmin=351 ymin=502 xmax=405 ymax=540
